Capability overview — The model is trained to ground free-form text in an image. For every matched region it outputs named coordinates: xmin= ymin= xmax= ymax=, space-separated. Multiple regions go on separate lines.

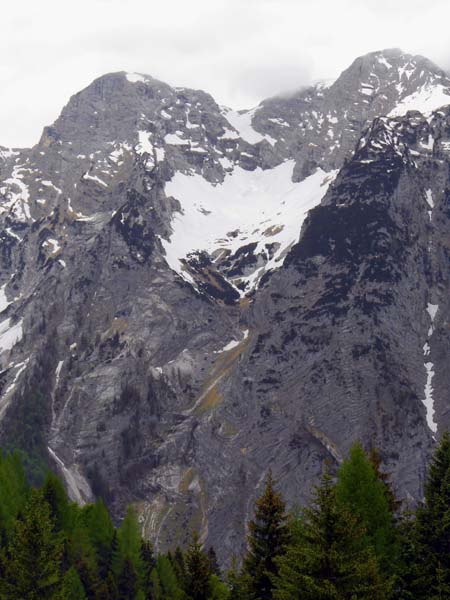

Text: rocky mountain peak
xmin=1 ymin=49 xmax=450 ymax=565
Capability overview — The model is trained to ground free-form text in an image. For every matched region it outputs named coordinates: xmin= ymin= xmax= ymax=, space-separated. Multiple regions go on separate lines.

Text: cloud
xmin=1 ymin=0 xmax=450 ymax=147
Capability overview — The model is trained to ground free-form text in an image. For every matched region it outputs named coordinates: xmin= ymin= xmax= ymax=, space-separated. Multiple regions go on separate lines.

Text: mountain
xmin=0 ymin=48 xmax=450 ymax=562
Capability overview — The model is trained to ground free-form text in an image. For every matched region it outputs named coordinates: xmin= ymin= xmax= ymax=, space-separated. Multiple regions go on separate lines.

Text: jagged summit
xmin=1 ymin=49 xmax=450 ymax=564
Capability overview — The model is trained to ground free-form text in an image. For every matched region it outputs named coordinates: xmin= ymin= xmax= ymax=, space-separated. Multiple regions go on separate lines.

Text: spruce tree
xmin=413 ymin=431 xmax=450 ymax=598
xmin=185 ymin=531 xmax=212 ymax=600
xmin=335 ymin=442 xmax=396 ymax=570
xmin=1 ymin=488 xmax=63 ymax=600
xmin=59 ymin=566 xmax=87 ymax=600
xmin=273 ymin=471 xmax=389 ymax=600
xmin=243 ymin=470 xmax=290 ymax=600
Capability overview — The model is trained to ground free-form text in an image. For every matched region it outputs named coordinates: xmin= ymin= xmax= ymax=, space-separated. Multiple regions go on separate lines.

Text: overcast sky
xmin=2 ymin=0 xmax=450 ymax=148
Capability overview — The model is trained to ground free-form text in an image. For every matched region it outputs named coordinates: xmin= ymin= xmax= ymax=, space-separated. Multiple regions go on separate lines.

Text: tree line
xmin=2 ymin=434 xmax=450 ymax=599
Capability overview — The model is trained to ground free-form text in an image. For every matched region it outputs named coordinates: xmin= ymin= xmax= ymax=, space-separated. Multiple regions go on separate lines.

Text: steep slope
xmin=0 ymin=49 xmax=449 ymax=563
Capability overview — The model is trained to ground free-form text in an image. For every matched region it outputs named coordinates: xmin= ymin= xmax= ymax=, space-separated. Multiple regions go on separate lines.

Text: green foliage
xmin=210 ymin=574 xmax=230 ymax=599
xmin=114 ymin=505 xmax=144 ymax=578
xmin=185 ymin=531 xmax=212 ymax=600
xmin=59 ymin=566 xmax=87 ymax=600
xmin=156 ymin=554 xmax=185 ymax=599
xmin=411 ymin=431 xmax=450 ymax=599
xmin=273 ymin=470 xmax=389 ymax=600
xmin=335 ymin=442 xmax=397 ymax=570
xmin=118 ymin=556 xmax=139 ymax=599
xmin=0 ymin=488 xmax=63 ymax=599
xmin=0 ymin=450 xmax=29 ymax=539
xmin=3 ymin=440 xmax=450 ymax=600
xmin=80 ymin=498 xmax=115 ymax=577
xmin=42 ymin=471 xmax=75 ymax=533
xmin=243 ymin=470 xmax=290 ymax=600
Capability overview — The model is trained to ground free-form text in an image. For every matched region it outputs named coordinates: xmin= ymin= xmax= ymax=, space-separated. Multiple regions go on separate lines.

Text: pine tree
xmin=335 ymin=442 xmax=397 ymax=570
xmin=243 ymin=470 xmax=290 ymax=600
xmin=185 ymin=531 xmax=212 ymax=600
xmin=273 ymin=471 xmax=389 ymax=600
xmin=413 ymin=432 xmax=450 ymax=598
xmin=0 ymin=488 xmax=63 ymax=599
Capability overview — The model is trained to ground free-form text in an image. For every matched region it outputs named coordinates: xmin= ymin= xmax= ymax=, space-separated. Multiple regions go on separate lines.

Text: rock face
xmin=1 ymin=48 xmax=450 ymax=562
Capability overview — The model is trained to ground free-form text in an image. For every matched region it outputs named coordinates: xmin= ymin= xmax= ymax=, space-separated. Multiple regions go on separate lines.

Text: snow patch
xmin=425 ymin=189 xmax=434 ymax=221
xmin=0 ymin=285 xmax=12 ymax=312
xmin=389 ymin=84 xmax=450 ymax=117
xmin=0 ymin=165 xmax=32 ymax=221
xmin=162 ymin=162 xmax=337 ymax=292
xmin=215 ymin=329 xmax=249 ymax=353
xmin=82 ymin=172 xmax=107 ymax=187
xmin=423 ymin=360 xmax=437 ymax=433
xmin=136 ymin=130 xmax=154 ymax=155
xmin=223 ymin=108 xmax=274 ymax=145
xmin=0 ymin=318 xmax=23 ymax=352
xmin=164 ymin=132 xmax=187 ymax=145
xmin=126 ymin=72 xmax=148 ymax=84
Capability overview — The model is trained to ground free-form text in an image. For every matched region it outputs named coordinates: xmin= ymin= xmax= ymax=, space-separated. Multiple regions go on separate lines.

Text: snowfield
xmin=162 ymin=161 xmax=337 ymax=291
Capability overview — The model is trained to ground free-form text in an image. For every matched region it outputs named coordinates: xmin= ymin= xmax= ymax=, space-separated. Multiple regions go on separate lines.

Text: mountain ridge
xmin=0 ymin=48 xmax=449 ymax=563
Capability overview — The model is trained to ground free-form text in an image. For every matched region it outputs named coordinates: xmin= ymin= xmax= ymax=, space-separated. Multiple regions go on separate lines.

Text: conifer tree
xmin=368 ymin=448 xmax=402 ymax=514
xmin=42 ymin=471 xmax=74 ymax=533
xmin=273 ymin=471 xmax=389 ymax=600
xmin=226 ymin=556 xmax=247 ymax=600
xmin=59 ymin=566 xmax=87 ymax=600
xmin=114 ymin=505 xmax=143 ymax=578
xmin=0 ymin=450 xmax=28 ymax=541
xmin=185 ymin=531 xmax=212 ymax=600
xmin=140 ymin=539 xmax=156 ymax=598
xmin=118 ymin=556 xmax=139 ymax=600
xmin=156 ymin=554 xmax=185 ymax=599
xmin=149 ymin=567 xmax=163 ymax=600
xmin=335 ymin=442 xmax=396 ymax=569
xmin=413 ymin=431 xmax=450 ymax=598
xmin=1 ymin=488 xmax=63 ymax=599
xmin=67 ymin=515 xmax=101 ymax=599
xmin=243 ymin=470 xmax=290 ymax=600
xmin=81 ymin=499 xmax=115 ymax=578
